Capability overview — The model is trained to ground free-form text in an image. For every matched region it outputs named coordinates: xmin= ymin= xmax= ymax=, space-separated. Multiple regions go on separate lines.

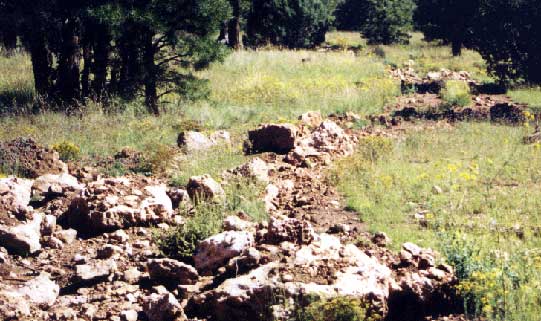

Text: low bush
xmin=52 ymin=141 xmax=81 ymax=162
xmin=441 ymin=80 xmax=471 ymax=107
xmin=296 ymin=296 xmax=381 ymax=321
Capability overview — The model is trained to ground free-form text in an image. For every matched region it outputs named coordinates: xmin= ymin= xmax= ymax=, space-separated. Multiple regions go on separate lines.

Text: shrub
xmin=357 ymin=136 xmax=393 ymax=162
xmin=441 ymin=80 xmax=471 ymax=107
xmin=299 ymin=296 xmax=381 ymax=321
xmin=52 ymin=141 xmax=81 ymax=162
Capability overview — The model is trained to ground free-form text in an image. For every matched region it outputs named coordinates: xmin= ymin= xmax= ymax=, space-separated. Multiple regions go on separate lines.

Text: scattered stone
xmin=120 ymin=309 xmax=139 ymax=321
xmin=223 ymin=215 xmax=255 ymax=232
xmin=299 ymin=111 xmax=323 ymax=127
xmin=0 ymin=212 xmax=42 ymax=255
xmin=372 ymin=232 xmax=390 ymax=247
xmin=97 ymin=244 xmax=123 ymax=259
xmin=227 ymin=157 xmax=270 ymax=183
xmin=194 ymin=231 xmax=255 ymax=274
xmin=55 ymin=228 xmax=77 ymax=244
xmin=177 ymin=131 xmax=214 ymax=152
xmin=0 ymin=273 xmax=59 ymax=317
xmin=187 ymin=174 xmax=225 ymax=202
xmin=108 ymin=229 xmax=130 ymax=243
xmin=143 ymin=292 xmax=183 ymax=321
xmin=123 ymin=267 xmax=142 ymax=285
xmin=432 ymin=185 xmax=443 ymax=195
xmin=148 ymin=258 xmax=199 ymax=285
xmin=0 ymin=138 xmax=67 ymax=178
xmin=0 ymin=177 xmax=33 ymax=216
xmin=167 ymin=187 xmax=190 ymax=209
xmin=264 ymin=218 xmax=315 ymax=245
xmin=32 ymin=173 xmax=83 ymax=198
xmin=75 ymin=259 xmax=117 ymax=282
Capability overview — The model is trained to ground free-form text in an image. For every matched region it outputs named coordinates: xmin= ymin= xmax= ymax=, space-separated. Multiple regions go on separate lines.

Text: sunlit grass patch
xmin=332 ymin=122 xmax=541 ymax=320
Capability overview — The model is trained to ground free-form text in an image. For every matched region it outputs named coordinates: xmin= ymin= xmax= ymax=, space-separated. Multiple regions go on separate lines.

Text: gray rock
xmin=31 ymin=173 xmax=83 ymax=198
xmin=246 ymin=123 xmax=298 ymax=154
xmin=148 ymin=258 xmax=199 ymax=285
xmin=0 ymin=212 xmax=42 ymax=255
xmin=75 ymin=259 xmax=117 ymax=282
xmin=194 ymin=231 xmax=254 ymax=274
xmin=187 ymin=174 xmax=225 ymax=202
xmin=143 ymin=292 xmax=183 ymax=321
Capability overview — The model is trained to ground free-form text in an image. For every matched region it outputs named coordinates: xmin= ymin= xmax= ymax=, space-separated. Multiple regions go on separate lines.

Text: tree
xmin=414 ymin=0 xmax=480 ymax=56
xmin=334 ymin=0 xmax=366 ymax=31
xmin=360 ymin=0 xmax=415 ymax=45
xmin=2 ymin=0 xmax=230 ymax=114
xmin=470 ymin=0 xmax=541 ymax=84
xmin=246 ymin=0 xmax=338 ymax=48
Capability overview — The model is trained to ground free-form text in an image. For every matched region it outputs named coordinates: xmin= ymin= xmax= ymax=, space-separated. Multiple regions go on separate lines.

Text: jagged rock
xmin=0 ymin=212 xmax=42 ymax=255
xmin=123 ymin=267 xmax=142 ymax=284
xmin=0 ymin=138 xmax=67 ymax=178
xmin=41 ymin=214 xmax=57 ymax=236
xmin=148 ymin=258 xmax=199 ymax=285
xmin=143 ymin=292 xmax=183 ymax=321
xmin=264 ymin=217 xmax=315 ymax=245
xmin=120 ymin=309 xmax=139 ymax=321
xmin=246 ymin=123 xmax=298 ymax=154
xmin=264 ymin=184 xmax=279 ymax=212
xmin=0 ymin=273 xmax=59 ymax=317
xmin=0 ymin=177 xmax=33 ymax=215
xmin=108 ymin=229 xmax=130 ymax=243
xmin=75 ymin=259 xmax=117 ymax=282
xmin=177 ymin=131 xmax=214 ymax=152
xmin=167 ymin=187 xmax=190 ymax=209
xmin=97 ymin=244 xmax=123 ymax=259
xmin=194 ymin=231 xmax=255 ymax=274
xmin=187 ymin=175 xmax=225 ymax=202
xmin=64 ymin=177 xmax=174 ymax=234
xmin=299 ymin=111 xmax=323 ymax=127
xmin=178 ymin=130 xmax=231 ymax=153
xmin=227 ymin=157 xmax=270 ymax=183
xmin=372 ymin=232 xmax=390 ymax=247
xmin=32 ymin=173 xmax=83 ymax=198
xmin=55 ymin=228 xmax=77 ymax=244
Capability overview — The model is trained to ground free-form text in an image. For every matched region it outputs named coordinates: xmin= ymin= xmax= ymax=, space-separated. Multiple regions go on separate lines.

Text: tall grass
xmin=333 ymin=123 xmax=541 ymax=320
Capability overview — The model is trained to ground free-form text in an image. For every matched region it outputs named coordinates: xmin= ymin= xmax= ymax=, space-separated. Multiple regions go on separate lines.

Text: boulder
xmin=223 ymin=215 xmax=255 ymax=232
xmin=74 ymin=259 xmax=117 ymax=282
xmin=298 ymin=111 xmax=323 ymax=127
xmin=227 ymin=158 xmax=270 ymax=183
xmin=0 ymin=273 xmax=59 ymax=317
xmin=0 ymin=177 xmax=33 ymax=215
xmin=32 ymin=173 xmax=83 ymax=198
xmin=148 ymin=258 xmax=199 ymax=285
xmin=264 ymin=218 xmax=315 ymax=245
xmin=194 ymin=231 xmax=255 ymax=274
xmin=187 ymin=175 xmax=225 ymax=202
xmin=246 ymin=124 xmax=298 ymax=154
xmin=0 ymin=212 xmax=42 ymax=255
xmin=177 ymin=131 xmax=214 ymax=152
xmin=143 ymin=292 xmax=183 ymax=321
xmin=64 ymin=177 xmax=174 ymax=234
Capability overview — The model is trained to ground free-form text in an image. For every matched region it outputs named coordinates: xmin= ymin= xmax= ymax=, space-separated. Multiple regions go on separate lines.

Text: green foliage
xmin=471 ymin=0 xmax=541 ymax=84
xmin=246 ymin=0 xmax=338 ymax=48
xmin=297 ymin=296 xmax=380 ymax=321
xmin=52 ymin=141 xmax=81 ymax=162
xmin=441 ymin=80 xmax=471 ymax=107
xmin=357 ymin=136 xmax=393 ymax=162
xmin=157 ymin=177 xmax=267 ymax=262
xmin=360 ymin=0 xmax=415 ymax=45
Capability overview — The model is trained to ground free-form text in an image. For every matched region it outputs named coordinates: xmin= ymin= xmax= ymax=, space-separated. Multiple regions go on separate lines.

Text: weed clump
xmin=442 ymin=80 xmax=471 ymax=107
xmin=357 ymin=136 xmax=393 ymax=162
xmin=298 ymin=296 xmax=381 ymax=321
xmin=52 ymin=141 xmax=81 ymax=162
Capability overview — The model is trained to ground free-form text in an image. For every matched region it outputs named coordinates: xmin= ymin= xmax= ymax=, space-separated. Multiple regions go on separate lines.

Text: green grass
xmin=333 ymin=122 xmax=541 ymax=320
xmin=509 ymin=87 xmax=541 ymax=111
xmin=442 ymin=80 xmax=472 ymax=107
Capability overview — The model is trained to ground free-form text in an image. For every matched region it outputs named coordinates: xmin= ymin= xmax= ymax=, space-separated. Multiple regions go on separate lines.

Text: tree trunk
xmin=227 ymin=0 xmax=242 ymax=49
xmin=81 ymin=42 xmax=91 ymax=99
xmin=143 ymin=31 xmax=159 ymax=115
xmin=119 ymin=24 xmax=142 ymax=100
xmin=92 ymin=24 xmax=110 ymax=102
xmin=56 ymin=17 xmax=82 ymax=107
xmin=451 ymin=39 xmax=462 ymax=57
xmin=218 ymin=21 xmax=228 ymax=42
xmin=27 ymin=31 xmax=52 ymax=99
xmin=0 ymin=28 xmax=17 ymax=54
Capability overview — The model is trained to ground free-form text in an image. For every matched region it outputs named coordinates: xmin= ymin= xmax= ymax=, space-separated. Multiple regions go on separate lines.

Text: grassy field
xmin=3 ymin=32 xmax=541 ymax=320
xmin=333 ymin=123 xmax=541 ymax=320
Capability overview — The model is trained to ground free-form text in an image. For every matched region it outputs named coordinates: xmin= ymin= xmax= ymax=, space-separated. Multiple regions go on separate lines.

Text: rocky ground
xmin=0 ymin=109 xmax=467 ymax=321
xmin=3 ymin=66 xmax=522 ymax=320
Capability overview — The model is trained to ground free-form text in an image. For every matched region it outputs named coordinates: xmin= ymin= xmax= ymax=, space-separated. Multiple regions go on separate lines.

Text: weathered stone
xmin=55 ymin=228 xmax=77 ymax=244
xmin=227 ymin=157 xmax=270 ymax=183
xmin=148 ymin=258 xmax=199 ymax=285
xmin=0 ymin=177 xmax=33 ymax=215
xmin=246 ymin=123 xmax=298 ymax=154
xmin=32 ymin=173 xmax=83 ymax=198
xmin=223 ymin=215 xmax=255 ymax=232
xmin=299 ymin=111 xmax=323 ymax=127
xmin=194 ymin=231 xmax=254 ymax=274
xmin=177 ymin=131 xmax=214 ymax=152
xmin=264 ymin=218 xmax=315 ymax=245
xmin=75 ymin=259 xmax=117 ymax=282
xmin=187 ymin=175 xmax=225 ymax=202
xmin=143 ymin=292 xmax=183 ymax=321
xmin=0 ymin=212 xmax=42 ymax=255
xmin=0 ymin=138 xmax=67 ymax=178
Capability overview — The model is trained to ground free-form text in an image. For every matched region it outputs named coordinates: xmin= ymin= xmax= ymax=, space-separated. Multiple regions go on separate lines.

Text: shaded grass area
xmin=332 ymin=123 xmax=541 ymax=320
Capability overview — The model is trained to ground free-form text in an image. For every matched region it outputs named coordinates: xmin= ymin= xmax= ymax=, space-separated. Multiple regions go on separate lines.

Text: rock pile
xmin=0 ymin=138 xmax=67 ymax=178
